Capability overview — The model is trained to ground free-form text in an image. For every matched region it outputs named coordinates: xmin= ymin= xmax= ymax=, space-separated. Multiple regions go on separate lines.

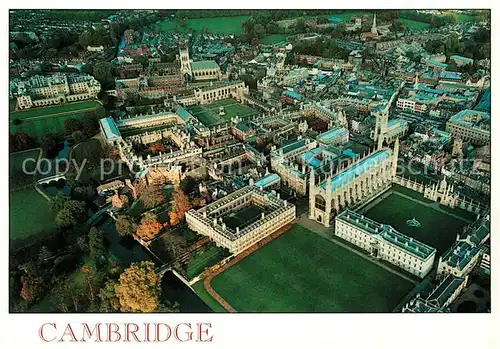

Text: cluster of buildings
xmin=12 ymin=10 xmax=487 ymax=314
xmin=11 ymin=73 xmax=101 ymax=109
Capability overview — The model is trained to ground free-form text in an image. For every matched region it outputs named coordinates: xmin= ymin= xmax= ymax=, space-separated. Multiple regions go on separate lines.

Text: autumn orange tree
xmin=114 ymin=261 xmax=161 ymax=313
xmin=169 ymin=188 xmax=192 ymax=226
xmin=139 ymin=185 xmax=166 ymax=209
xmin=115 ymin=215 xmax=137 ymax=236
xmin=149 ymin=143 xmax=167 ymax=154
xmin=135 ymin=212 xmax=164 ymax=240
xmin=20 ymin=275 xmax=43 ymax=302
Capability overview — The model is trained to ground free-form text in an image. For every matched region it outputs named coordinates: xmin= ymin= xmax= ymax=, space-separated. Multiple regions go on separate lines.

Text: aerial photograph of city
xmin=8 ymin=9 xmax=491 ymax=314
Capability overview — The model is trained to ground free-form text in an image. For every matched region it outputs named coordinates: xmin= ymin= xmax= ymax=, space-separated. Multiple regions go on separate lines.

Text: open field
xmin=260 ymin=34 xmax=287 ymax=45
xmin=9 ymin=189 xmax=56 ymax=241
xmin=206 ymin=224 xmax=413 ymax=312
xmin=10 ymin=149 xmax=41 ymax=173
xmin=399 ymin=18 xmax=430 ymax=29
xmin=364 ymin=193 xmax=470 ymax=255
xmin=187 ymin=98 xmax=258 ymax=127
xmin=10 ymin=100 xmax=103 ymax=138
xmin=154 ymin=16 xmax=250 ymax=34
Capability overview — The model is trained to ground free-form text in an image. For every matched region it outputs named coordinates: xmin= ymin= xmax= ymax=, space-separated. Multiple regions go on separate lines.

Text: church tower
xmin=373 ymin=104 xmax=389 ymax=149
xmin=336 ymin=108 xmax=348 ymax=128
xmin=371 ymin=13 xmax=379 ymax=39
xmin=452 ymin=138 xmax=463 ymax=158
xmin=179 ymin=42 xmax=192 ymax=78
xmin=414 ymin=72 xmax=420 ymax=90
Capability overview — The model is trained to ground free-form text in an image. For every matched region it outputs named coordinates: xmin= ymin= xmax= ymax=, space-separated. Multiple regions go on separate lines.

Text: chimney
xmin=261 ymin=212 xmax=265 ymax=219
xmin=236 ymin=227 xmax=240 ymax=234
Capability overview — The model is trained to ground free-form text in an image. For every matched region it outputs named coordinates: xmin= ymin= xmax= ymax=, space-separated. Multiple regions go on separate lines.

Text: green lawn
xmin=364 ymin=193 xmax=470 ymax=255
xmin=438 ymin=11 xmax=477 ymax=23
xmin=155 ymin=16 xmax=250 ymax=34
xmin=187 ymin=98 xmax=259 ymax=127
xmin=208 ymin=224 xmax=414 ymax=312
xmin=186 ymin=245 xmax=224 ymax=279
xmin=10 ymin=100 xmax=104 ymax=139
xmin=10 ymin=149 xmax=41 ymax=173
xmin=10 ymin=101 xmax=101 ymax=120
xmin=399 ymin=18 xmax=430 ymax=29
xmin=304 ymin=11 xmax=371 ymax=22
xmin=223 ymin=205 xmax=265 ymax=231
xmin=392 ymin=184 xmax=433 ymax=203
xmin=71 ymin=138 xmax=104 ymax=166
xmin=260 ymin=34 xmax=287 ymax=45
xmin=9 ymin=189 xmax=56 ymax=240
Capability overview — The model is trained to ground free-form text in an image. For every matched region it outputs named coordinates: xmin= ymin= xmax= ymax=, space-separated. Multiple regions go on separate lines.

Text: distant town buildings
xmin=446 ymin=110 xmax=490 ymax=146
xmin=12 ymin=73 xmax=101 ymax=109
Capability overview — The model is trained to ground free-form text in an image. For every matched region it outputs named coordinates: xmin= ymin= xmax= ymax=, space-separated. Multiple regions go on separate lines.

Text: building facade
xmin=446 ymin=110 xmax=490 ymax=146
xmin=186 ymin=186 xmax=296 ymax=254
xmin=14 ymin=73 xmax=101 ymax=109
xmin=309 ymin=139 xmax=399 ymax=227
xmin=335 ymin=209 xmax=436 ymax=278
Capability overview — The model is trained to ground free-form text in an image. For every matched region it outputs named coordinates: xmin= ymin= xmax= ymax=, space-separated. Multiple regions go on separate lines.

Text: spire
xmin=371 ymin=13 xmax=378 ymax=38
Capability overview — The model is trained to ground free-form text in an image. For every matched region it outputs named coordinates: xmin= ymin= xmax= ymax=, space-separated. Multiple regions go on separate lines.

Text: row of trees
xmin=293 ymin=39 xmax=350 ymax=61
xmin=15 ymin=224 xmax=175 ymax=313
xmin=62 ymin=112 xmax=101 ymax=142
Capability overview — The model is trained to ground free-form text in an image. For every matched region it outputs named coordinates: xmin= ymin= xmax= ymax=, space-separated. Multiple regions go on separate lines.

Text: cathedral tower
xmin=179 ymin=42 xmax=192 ymax=78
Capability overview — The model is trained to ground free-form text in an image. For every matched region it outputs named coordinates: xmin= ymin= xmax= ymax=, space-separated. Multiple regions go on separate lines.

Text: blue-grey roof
xmin=191 ymin=60 xmax=219 ymax=70
xmin=254 ymin=173 xmax=280 ymax=188
xmin=387 ymin=118 xmax=408 ymax=128
xmin=281 ymin=138 xmax=307 ymax=154
xmin=99 ymin=117 xmax=121 ymax=140
xmin=441 ymin=240 xmax=480 ymax=270
xmin=451 ymin=55 xmax=473 ymax=63
xmin=343 ymin=149 xmax=357 ymax=158
xmin=317 ymin=127 xmax=348 ymax=144
xmin=474 ymin=88 xmax=490 ymax=113
xmin=427 ymin=274 xmax=465 ymax=307
xmin=284 ymin=89 xmax=303 ymax=100
xmin=299 ymin=147 xmax=324 ymax=168
xmin=440 ymin=71 xmax=462 ymax=80
xmin=449 ymin=110 xmax=490 ymax=132
xmin=321 ymin=149 xmax=392 ymax=192
xmin=426 ymin=60 xmax=448 ymax=68
xmin=176 ymin=106 xmax=193 ymax=122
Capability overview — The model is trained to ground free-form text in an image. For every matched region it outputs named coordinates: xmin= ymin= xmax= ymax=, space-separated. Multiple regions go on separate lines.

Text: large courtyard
xmin=223 ymin=204 xmax=270 ymax=231
xmin=203 ymin=224 xmax=414 ymax=312
xmin=362 ymin=190 xmax=473 ymax=255
xmin=187 ymin=98 xmax=259 ymax=127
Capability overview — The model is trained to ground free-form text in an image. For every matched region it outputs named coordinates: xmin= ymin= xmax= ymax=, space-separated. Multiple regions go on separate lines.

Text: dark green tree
xmin=88 ymin=227 xmax=105 ymax=262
